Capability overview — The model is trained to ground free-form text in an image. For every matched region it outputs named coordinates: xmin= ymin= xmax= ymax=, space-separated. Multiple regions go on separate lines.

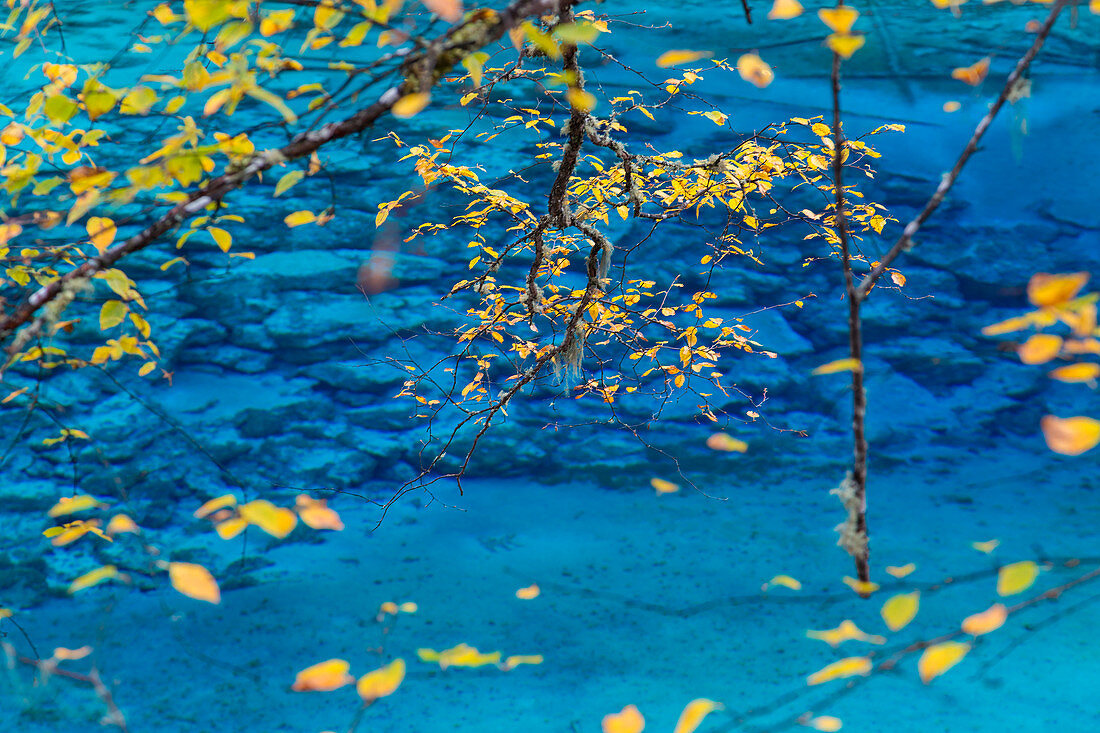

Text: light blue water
xmin=2 ymin=2 xmax=1099 ymax=732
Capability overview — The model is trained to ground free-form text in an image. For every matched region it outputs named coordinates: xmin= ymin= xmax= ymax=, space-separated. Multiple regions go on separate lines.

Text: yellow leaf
xmin=768 ymin=0 xmax=804 ymax=20
xmin=68 ymin=565 xmax=119 ymax=594
xmin=398 ymin=602 xmax=417 ymax=613
xmin=1027 ymin=272 xmax=1089 ymax=306
xmin=806 ymin=620 xmax=885 ymax=647
xmin=996 ymin=560 xmax=1039 ymax=596
xmin=950 ymin=57 xmax=990 ymax=86
xmin=356 ymin=658 xmax=405 ymax=701
xmin=1048 ymin=362 xmax=1100 ymax=383
xmin=1040 ymin=415 xmax=1100 ymax=456
xmin=826 ymin=33 xmax=865 ymax=59
xmin=184 ymin=0 xmax=231 ymax=31
xmin=106 ymin=514 xmax=140 ymax=535
xmin=812 ymin=357 xmax=861 ymax=375
xmin=215 ymin=516 xmax=248 ymax=539
xmin=842 ymin=576 xmax=879 ymax=595
xmin=516 ymin=583 xmax=541 ymax=600
xmin=423 ymin=0 xmax=463 ymax=22
xmin=880 ymin=591 xmax=919 ymax=631
xmin=942 ymin=100 xmax=961 ymax=113
xmin=47 ymin=495 xmax=103 ymax=518
xmin=806 ymin=656 xmax=872 ymax=686
xmin=602 ymin=705 xmax=645 ymax=733
xmin=121 ymin=86 xmax=158 ymax=115
xmin=650 ymin=477 xmax=680 ymax=494
xmin=285 ymin=210 xmax=317 ymax=227
xmin=168 ymin=561 xmax=221 ymax=604
xmin=656 ymin=50 xmax=710 ymax=68
xmin=702 ymin=110 xmax=727 ymax=126
xmin=918 ymin=641 xmax=969 ymax=684
xmin=392 ymin=93 xmax=430 ymax=119
xmin=295 ymin=495 xmax=344 ymax=530
xmin=961 ymin=603 xmax=1008 ymax=636
xmin=805 ymin=715 xmax=843 ymax=732
xmin=194 ymin=493 xmax=237 ymax=518
xmin=673 ymin=698 xmax=723 ymax=733
xmin=737 ymin=53 xmax=774 ymax=88
xmin=239 ymin=499 xmax=298 ymax=538
xmin=885 ymin=563 xmax=915 ymax=578
xmin=566 ymin=88 xmax=597 ymax=112
xmin=499 ymin=654 xmax=543 ymax=670
xmin=1016 ymin=333 xmax=1063 ymax=364
xmin=971 ymin=539 xmax=999 ymax=554
xmin=99 ymin=300 xmax=128 ymax=330
xmin=87 ymin=216 xmax=117 ymax=253
xmin=292 ymin=658 xmax=355 ymax=692
xmin=274 ymin=170 xmax=304 ymax=197
xmin=765 ymin=575 xmax=802 ymax=591
xmin=706 ymin=432 xmax=748 ymax=452
xmin=817 ymin=6 xmax=859 ymax=33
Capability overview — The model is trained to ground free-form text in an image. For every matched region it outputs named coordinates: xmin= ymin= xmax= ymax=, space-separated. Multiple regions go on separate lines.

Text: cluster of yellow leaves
xmin=193 ymin=492 xmax=344 ymax=539
xmin=983 ymin=273 xmax=1099 ymax=456
xmin=417 ymin=643 xmax=542 ymax=672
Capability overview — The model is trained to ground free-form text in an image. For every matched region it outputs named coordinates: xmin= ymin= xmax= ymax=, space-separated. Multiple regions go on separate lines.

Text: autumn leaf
xmin=885 ymin=563 xmax=915 ymax=578
xmin=673 ymin=699 xmax=723 ymax=733
xmin=812 ymin=357 xmax=861 ymax=375
xmin=47 ymin=495 xmax=104 ymax=518
xmin=69 ymin=565 xmax=119 ymax=594
xmin=804 ymin=715 xmax=843 ymax=732
xmin=650 ymin=477 xmax=680 ymax=494
xmin=422 ymin=0 xmax=463 ymax=23
xmin=768 ymin=0 xmax=804 ymax=20
xmin=918 ymin=641 xmax=969 ymax=683
xmin=817 ymin=6 xmax=859 ymax=33
xmin=392 ymin=93 xmax=431 ymax=119
xmin=951 ymin=57 xmax=990 ymax=86
xmin=1017 ymin=333 xmax=1062 ymax=365
xmin=1048 ymin=363 xmax=1100 ymax=383
xmin=737 ymin=53 xmax=774 ymax=88
xmin=516 ymin=583 xmax=541 ymax=600
xmin=842 ymin=576 xmax=879 ymax=595
xmin=706 ymin=433 xmax=748 ymax=452
xmin=961 ymin=603 xmax=1008 ymax=636
xmin=996 ymin=560 xmax=1039 ymax=596
xmin=292 ymin=659 xmax=355 ymax=692
xmin=971 ymin=539 xmax=1000 ymax=554
xmin=765 ymin=574 xmax=801 ymax=591
xmin=357 ymin=658 xmax=405 ymax=701
xmin=806 ymin=656 xmax=872 ymax=685
xmin=602 ymin=705 xmax=645 ymax=733
xmin=826 ymin=33 xmax=865 ymax=59
xmin=806 ymin=620 xmax=885 ymax=647
xmin=239 ymin=499 xmax=298 ymax=538
xmin=194 ymin=494 xmax=237 ymax=518
xmin=1040 ymin=415 xmax=1100 ymax=456
xmin=168 ymin=561 xmax=220 ymax=603
xmin=656 ymin=50 xmax=710 ymax=68
xmin=880 ymin=591 xmax=919 ymax=631
xmin=499 ymin=654 xmax=543 ymax=671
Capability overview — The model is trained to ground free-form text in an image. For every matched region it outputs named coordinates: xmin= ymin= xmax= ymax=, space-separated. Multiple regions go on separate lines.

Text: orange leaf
xmin=422 ymin=0 xmax=463 ymax=22
xmin=650 ymin=477 xmax=680 ymax=494
xmin=239 ymin=499 xmax=298 ymax=538
xmin=168 ymin=562 xmax=220 ymax=604
xmin=292 ymin=659 xmax=355 ymax=692
xmin=706 ymin=433 xmax=748 ymax=452
xmin=950 ymin=57 xmax=990 ymax=86
xmin=1040 ymin=415 xmax=1100 ymax=456
xmin=961 ymin=603 xmax=1008 ymax=636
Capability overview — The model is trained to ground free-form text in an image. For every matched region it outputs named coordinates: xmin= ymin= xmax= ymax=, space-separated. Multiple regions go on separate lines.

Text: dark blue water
xmin=2 ymin=2 xmax=1098 ymax=731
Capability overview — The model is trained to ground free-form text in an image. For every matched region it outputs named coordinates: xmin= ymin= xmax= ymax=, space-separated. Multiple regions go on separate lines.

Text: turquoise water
xmin=2 ymin=2 xmax=1099 ymax=732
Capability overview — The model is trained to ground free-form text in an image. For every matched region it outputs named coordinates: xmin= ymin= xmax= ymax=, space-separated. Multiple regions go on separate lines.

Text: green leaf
xmin=99 ymin=300 xmax=128 ymax=330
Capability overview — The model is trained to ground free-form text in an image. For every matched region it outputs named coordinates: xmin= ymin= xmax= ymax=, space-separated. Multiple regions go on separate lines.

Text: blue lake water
xmin=2 ymin=2 xmax=1099 ymax=732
